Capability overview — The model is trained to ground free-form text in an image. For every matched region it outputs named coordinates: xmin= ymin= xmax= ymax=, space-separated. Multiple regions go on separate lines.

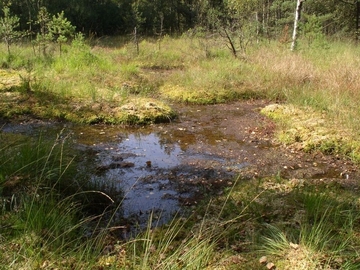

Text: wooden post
xmin=291 ymin=0 xmax=305 ymax=51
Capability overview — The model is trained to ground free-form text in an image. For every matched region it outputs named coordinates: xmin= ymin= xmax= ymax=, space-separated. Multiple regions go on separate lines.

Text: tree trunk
xmin=224 ymin=28 xmax=237 ymax=58
xmin=134 ymin=27 xmax=139 ymax=55
xmin=291 ymin=0 xmax=305 ymax=51
xmin=356 ymin=0 xmax=360 ymax=41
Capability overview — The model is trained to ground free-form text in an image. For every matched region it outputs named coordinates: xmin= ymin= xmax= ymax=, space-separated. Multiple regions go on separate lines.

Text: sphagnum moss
xmin=261 ymin=103 xmax=360 ymax=163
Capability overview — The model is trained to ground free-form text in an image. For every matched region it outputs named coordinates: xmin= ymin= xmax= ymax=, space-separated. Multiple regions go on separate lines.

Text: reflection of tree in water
xmin=131 ymin=129 xmax=153 ymax=140
xmin=200 ymin=128 xmax=225 ymax=145
xmin=172 ymin=130 xmax=197 ymax=151
xmin=157 ymin=129 xmax=198 ymax=152
xmin=157 ymin=134 xmax=177 ymax=155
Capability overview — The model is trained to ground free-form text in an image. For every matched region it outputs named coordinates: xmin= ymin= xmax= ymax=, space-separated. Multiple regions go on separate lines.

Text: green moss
xmin=1 ymin=82 xmax=176 ymax=125
xmin=159 ymin=84 xmax=240 ymax=105
xmin=113 ymin=98 xmax=177 ymax=124
xmin=262 ymin=104 xmax=360 ymax=163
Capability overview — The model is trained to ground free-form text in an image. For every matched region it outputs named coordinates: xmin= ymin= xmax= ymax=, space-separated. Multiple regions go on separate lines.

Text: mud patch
xmin=2 ymin=100 xmax=360 ymax=237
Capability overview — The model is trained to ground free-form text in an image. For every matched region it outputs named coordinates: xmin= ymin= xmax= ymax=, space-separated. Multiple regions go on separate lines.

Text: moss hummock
xmin=261 ymin=104 xmax=360 ymax=162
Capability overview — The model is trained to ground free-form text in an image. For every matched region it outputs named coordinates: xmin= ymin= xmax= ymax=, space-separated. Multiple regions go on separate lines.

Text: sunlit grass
xmin=261 ymin=193 xmax=360 ymax=270
xmin=2 ymin=35 xmax=360 ymax=269
xmin=1 ymin=133 xmax=360 ymax=269
xmin=2 ymin=35 xmax=360 ymax=133
xmin=249 ymin=41 xmax=360 ymax=135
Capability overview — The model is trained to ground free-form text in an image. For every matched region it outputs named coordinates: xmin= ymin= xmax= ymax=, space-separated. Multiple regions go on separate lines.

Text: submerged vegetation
xmin=1 ymin=135 xmax=360 ymax=269
xmin=1 ymin=26 xmax=360 ymax=270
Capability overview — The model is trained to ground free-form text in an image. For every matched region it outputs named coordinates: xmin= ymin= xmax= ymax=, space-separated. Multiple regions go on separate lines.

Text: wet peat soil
xmin=2 ymin=100 xmax=360 ymax=230
xmin=106 ymin=99 xmax=360 ymax=226
xmin=171 ymin=100 xmax=359 ymax=186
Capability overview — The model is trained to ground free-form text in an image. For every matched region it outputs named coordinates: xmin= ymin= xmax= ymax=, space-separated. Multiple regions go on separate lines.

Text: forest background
xmin=2 ymin=0 xmax=359 ymax=40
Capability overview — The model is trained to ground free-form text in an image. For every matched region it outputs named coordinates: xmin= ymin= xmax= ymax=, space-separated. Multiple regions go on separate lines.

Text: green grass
xmin=1 ymin=35 xmax=360 ymax=269
xmin=1 ymin=36 xmax=360 ymax=133
xmin=261 ymin=104 xmax=360 ymax=162
xmin=225 ymin=176 xmax=360 ymax=269
xmin=0 ymin=132 xmax=120 ymax=269
xmin=0 ymin=39 xmax=176 ymax=124
xmin=1 ymin=135 xmax=360 ymax=269
xmin=86 ymin=175 xmax=360 ymax=269
xmin=261 ymin=193 xmax=360 ymax=269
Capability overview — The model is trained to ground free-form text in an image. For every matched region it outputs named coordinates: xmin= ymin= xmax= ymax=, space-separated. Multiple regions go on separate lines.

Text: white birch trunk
xmin=291 ymin=0 xmax=304 ymax=51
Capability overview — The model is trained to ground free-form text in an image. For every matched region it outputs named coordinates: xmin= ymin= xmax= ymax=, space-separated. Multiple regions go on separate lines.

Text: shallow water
xmin=1 ymin=120 xmax=243 ymax=231
xmin=2 ymin=101 xmax=354 ymax=235
xmin=87 ymin=131 xmax=185 ymax=227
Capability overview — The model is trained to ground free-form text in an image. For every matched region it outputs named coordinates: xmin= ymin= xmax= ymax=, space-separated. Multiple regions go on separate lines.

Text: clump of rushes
xmin=0 ymin=131 xmax=122 ymax=269
xmin=261 ymin=192 xmax=360 ymax=270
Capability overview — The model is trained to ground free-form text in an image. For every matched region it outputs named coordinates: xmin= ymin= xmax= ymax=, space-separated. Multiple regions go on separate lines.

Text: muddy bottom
xmin=2 ymin=100 xmax=359 ymax=236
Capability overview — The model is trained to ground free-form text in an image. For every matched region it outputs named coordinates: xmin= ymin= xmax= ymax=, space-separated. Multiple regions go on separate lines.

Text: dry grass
xmin=2 ymin=36 xmax=360 ymax=155
xmin=2 ymin=36 xmax=360 ymax=270
xmin=250 ymin=43 xmax=360 ymax=144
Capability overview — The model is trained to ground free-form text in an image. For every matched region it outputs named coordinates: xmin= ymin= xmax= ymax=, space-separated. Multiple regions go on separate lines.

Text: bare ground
xmin=168 ymin=100 xmax=360 ymax=193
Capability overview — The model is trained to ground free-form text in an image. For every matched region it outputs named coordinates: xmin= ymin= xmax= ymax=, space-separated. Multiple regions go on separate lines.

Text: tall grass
xmin=124 ymin=212 xmax=218 ymax=269
xmin=261 ymin=201 xmax=359 ymax=269
xmin=99 ymin=178 xmax=249 ymax=269
xmin=250 ymin=41 xmax=360 ymax=134
xmin=1 ymin=133 xmax=360 ymax=269
xmin=2 ymin=35 xmax=360 ymax=268
xmin=2 ymin=35 xmax=360 ymax=132
xmin=0 ymin=131 xmax=115 ymax=269
xmin=255 ymin=182 xmax=360 ymax=270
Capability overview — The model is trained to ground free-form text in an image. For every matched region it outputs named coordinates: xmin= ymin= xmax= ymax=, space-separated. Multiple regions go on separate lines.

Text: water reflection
xmin=90 ymin=132 xmax=184 ymax=227
xmin=1 ymin=103 xmax=255 ymax=232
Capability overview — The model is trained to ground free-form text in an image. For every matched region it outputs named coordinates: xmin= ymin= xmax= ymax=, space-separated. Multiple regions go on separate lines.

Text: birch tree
xmin=291 ymin=0 xmax=305 ymax=51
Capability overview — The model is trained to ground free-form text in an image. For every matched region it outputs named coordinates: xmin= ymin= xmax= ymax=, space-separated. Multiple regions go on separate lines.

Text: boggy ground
xmin=2 ymin=99 xmax=359 ymax=206
xmin=149 ymin=100 xmax=360 ymax=269
xmin=2 ymin=99 xmax=360 ymax=269
xmin=165 ymin=100 xmax=360 ymax=195
xmin=93 ymin=100 xmax=360 ymax=269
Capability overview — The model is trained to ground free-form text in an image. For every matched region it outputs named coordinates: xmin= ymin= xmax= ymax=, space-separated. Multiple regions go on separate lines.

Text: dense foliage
xmin=0 ymin=0 xmax=359 ymax=38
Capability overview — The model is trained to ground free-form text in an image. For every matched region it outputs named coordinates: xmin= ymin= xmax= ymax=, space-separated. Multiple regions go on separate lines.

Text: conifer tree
xmin=0 ymin=6 xmax=21 ymax=55
xmin=48 ymin=11 xmax=75 ymax=55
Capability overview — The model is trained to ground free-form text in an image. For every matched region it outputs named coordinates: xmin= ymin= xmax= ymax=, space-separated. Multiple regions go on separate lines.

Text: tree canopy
xmin=0 ymin=0 xmax=358 ymax=39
